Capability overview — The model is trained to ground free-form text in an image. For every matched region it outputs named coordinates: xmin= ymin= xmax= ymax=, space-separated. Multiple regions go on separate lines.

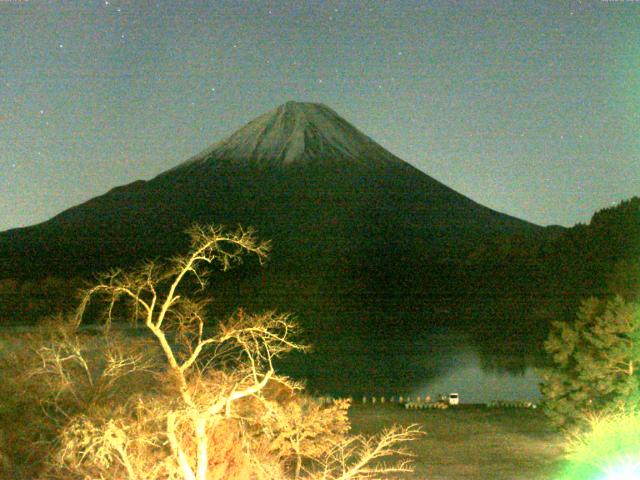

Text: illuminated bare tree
xmin=4 ymin=224 xmax=421 ymax=479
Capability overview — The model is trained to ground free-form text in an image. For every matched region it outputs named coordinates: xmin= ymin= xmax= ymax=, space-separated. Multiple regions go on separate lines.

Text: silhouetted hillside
xmin=462 ymin=197 xmax=640 ymax=355
xmin=0 ymin=102 xmax=541 ymax=315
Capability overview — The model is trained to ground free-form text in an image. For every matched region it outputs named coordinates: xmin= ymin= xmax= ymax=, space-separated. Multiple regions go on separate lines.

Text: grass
xmin=348 ymin=403 xmax=565 ymax=480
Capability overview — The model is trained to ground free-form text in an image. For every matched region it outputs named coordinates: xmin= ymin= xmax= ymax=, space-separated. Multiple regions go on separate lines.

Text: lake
xmin=0 ymin=321 xmax=546 ymax=405
xmin=277 ymin=325 xmax=546 ymax=404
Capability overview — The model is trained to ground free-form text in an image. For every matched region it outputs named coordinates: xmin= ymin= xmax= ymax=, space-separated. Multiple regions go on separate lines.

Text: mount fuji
xmin=0 ymin=102 xmax=542 ymax=309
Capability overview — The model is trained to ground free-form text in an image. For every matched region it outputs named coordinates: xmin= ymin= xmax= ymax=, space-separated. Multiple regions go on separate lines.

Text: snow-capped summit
xmin=0 ymin=101 xmax=543 ymax=281
xmin=175 ymin=101 xmax=402 ymax=170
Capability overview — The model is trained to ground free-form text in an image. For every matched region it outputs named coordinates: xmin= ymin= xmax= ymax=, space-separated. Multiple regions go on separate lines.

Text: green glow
xmin=600 ymin=460 xmax=640 ymax=480
xmin=555 ymin=410 xmax=640 ymax=480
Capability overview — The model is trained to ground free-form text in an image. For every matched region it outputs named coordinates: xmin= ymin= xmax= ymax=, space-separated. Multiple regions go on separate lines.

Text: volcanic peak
xmin=174 ymin=101 xmax=402 ymax=170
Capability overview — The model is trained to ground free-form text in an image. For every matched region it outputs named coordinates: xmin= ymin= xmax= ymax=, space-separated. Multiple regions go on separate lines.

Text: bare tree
xmin=5 ymin=224 xmax=421 ymax=479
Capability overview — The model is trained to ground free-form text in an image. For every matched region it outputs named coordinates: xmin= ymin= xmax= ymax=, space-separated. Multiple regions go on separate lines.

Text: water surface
xmin=278 ymin=325 xmax=545 ymax=403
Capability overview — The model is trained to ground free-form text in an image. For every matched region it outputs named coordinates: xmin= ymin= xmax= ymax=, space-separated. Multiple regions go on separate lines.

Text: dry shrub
xmin=1 ymin=225 xmax=421 ymax=479
xmin=205 ymin=419 xmax=252 ymax=480
xmin=0 ymin=316 xmax=165 ymax=479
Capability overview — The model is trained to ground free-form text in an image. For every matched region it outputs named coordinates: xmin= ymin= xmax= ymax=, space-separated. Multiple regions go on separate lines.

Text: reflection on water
xmin=410 ymin=346 xmax=542 ymax=404
xmin=277 ymin=325 xmax=545 ymax=403
xmin=1 ymin=317 xmax=547 ymax=404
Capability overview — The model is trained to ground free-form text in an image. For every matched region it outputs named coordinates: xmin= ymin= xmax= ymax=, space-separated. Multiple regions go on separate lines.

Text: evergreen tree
xmin=539 ymin=295 xmax=640 ymax=429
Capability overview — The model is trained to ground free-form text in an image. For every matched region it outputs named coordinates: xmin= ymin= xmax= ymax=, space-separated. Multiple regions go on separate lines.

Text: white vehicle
xmin=448 ymin=393 xmax=459 ymax=405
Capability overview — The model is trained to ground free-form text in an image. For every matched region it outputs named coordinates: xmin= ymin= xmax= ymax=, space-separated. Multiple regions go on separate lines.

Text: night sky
xmin=1 ymin=0 xmax=638 ymax=231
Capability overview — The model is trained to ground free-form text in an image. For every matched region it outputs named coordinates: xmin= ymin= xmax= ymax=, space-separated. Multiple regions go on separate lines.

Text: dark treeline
xmin=1 ymin=197 xmax=638 ymax=370
xmin=0 ymin=276 xmax=85 ymax=325
xmin=467 ymin=196 xmax=639 ymax=306
xmin=460 ymin=197 xmax=640 ymax=359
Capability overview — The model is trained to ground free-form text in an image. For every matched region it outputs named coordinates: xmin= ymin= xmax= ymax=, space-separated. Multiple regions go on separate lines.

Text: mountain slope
xmin=0 ymin=101 xmax=542 ymax=299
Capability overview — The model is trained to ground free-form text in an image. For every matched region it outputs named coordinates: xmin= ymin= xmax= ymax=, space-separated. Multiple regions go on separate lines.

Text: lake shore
xmin=348 ymin=403 xmax=566 ymax=479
